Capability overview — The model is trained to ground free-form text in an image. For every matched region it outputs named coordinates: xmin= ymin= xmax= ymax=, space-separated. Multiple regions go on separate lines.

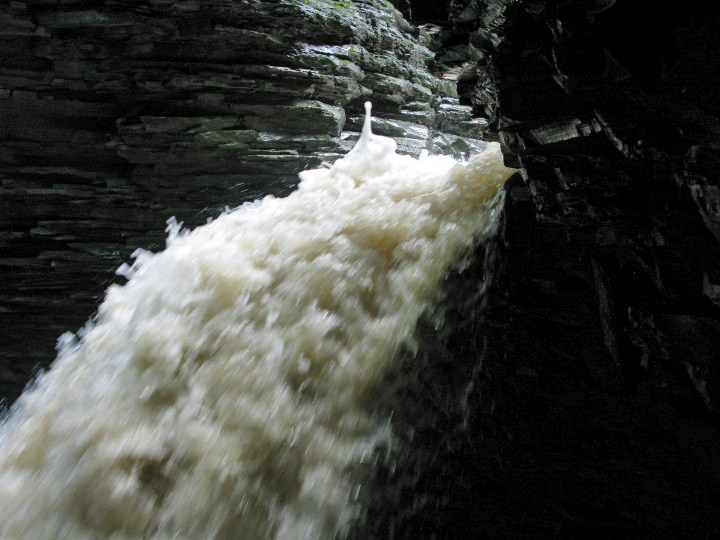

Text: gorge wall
xmin=437 ymin=0 xmax=720 ymax=536
xmin=2 ymin=0 xmax=720 ymax=538
xmin=0 ymin=0 xmax=483 ymax=404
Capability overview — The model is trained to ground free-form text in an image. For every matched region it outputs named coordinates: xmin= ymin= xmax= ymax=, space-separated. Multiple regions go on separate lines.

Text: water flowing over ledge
xmin=0 ymin=105 xmax=515 ymax=539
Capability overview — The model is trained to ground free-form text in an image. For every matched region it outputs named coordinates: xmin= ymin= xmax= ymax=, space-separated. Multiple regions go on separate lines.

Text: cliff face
xmin=442 ymin=0 xmax=720 ymax=536
xmin=0 ymin=0 xmax=483 ymax=404
xmin=2 ymin=1 xmax=719 ymax=537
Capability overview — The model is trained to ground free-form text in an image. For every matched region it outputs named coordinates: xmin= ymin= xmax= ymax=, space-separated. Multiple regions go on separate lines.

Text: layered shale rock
xmin=372 ymin=0 xmax=720 ymax=537
xmin=0 ymin=0 xmax=486 ymax=403
xmin=4 ymin=1 xmax=719 ymax=537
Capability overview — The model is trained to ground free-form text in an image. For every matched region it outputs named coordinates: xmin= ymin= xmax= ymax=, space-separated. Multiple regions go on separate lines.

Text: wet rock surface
xmin=383 ymin=0 xmax=720 ymax=537
xmin=0 ymin=0 xmax=485 ymax=405
xmin=2 ymin=0 xmax=720 ymax=538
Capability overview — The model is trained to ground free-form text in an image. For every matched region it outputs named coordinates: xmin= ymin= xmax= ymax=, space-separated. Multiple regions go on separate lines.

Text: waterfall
xmin=0 ymin=104 xmax=515 ymax=539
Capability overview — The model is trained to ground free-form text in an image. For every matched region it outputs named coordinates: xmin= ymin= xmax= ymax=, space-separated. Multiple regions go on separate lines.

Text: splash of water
xmin=0 ymin=102 xmax=515 ymax=539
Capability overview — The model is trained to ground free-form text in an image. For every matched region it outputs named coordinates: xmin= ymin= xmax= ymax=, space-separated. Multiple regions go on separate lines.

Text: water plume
xmin=0 ymin=103 xmax=516 ymax=539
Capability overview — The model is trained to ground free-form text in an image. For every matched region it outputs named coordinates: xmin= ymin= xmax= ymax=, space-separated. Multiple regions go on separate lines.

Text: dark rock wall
xmin=0 ymin=0 xmax=485 ymax=404
xmin=2 ymin=0 xmax=720 ymax=537
xmin=433 ymin=0 xmax=720 ymax=536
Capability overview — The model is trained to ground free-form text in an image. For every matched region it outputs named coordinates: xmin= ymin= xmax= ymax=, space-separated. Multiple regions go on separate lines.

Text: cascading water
xmin=0 ymin=103 xmax=515 ymax=539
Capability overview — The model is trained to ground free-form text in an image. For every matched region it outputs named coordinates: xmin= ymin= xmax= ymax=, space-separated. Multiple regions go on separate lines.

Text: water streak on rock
xmin=0 ymin=107 xmax=514 ymax=539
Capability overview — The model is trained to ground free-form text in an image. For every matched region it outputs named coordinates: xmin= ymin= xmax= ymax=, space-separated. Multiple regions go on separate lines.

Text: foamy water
xmin=0 ymin=104 xmax=515 ymax=539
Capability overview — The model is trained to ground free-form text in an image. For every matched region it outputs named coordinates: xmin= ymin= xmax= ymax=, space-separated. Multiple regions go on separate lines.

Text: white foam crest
xmin=0 ymin=104 xmax=516 ymax=539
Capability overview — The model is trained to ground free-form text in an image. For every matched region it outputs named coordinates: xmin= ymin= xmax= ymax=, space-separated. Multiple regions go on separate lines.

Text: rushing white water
xmin=0 ymin=103 xmax=515 ymax=539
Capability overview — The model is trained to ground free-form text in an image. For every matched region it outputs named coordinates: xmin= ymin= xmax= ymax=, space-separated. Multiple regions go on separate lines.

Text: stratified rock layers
xmin=378 ymin=0 xmax=719 ymax=537
xmin=3 ymin=1 xmax=719 ymax=538
xmin=0 ymin=0 xmax=484 ymax=403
